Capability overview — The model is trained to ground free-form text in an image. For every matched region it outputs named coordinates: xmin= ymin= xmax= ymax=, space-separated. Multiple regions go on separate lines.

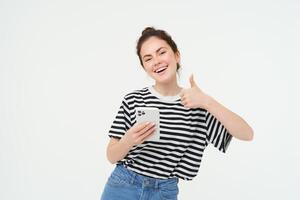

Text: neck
xmin=153 ymin=81 xmax=182 ymax=96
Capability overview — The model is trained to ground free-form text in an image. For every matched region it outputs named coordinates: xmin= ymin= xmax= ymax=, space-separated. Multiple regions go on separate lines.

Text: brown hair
xmin=136 ymin=27 xmax=181 ymax=71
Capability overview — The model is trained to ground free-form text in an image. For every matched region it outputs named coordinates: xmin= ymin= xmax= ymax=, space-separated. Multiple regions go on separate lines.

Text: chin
xmin=154 ymin=75 xmax=175 ymax=84
xmin=151 ymin=69 xmax=177 ymax=83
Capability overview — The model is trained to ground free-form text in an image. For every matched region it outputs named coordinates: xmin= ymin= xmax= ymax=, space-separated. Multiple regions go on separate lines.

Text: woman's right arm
xmin=106 ymin=122 xmax=156 ymax=164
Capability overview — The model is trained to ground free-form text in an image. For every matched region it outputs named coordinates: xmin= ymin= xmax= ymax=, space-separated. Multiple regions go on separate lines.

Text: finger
xmin=181 ymin=99 xmax=187 ymax=105
xmin=184 ymin=104 xmax=190 ymax=108
xmin=179 ymin=89 xmax=185 ymax=97
xmin=180 ymin=96 xmax=186 ymax=101
xmin=181 ymin=99 xmax=189 ymax=107
xmin=139 ymin=126 xmax=156 ymax=143
xmin=189 ymin=74 xmax=197 ymax=88
xmin=136 ymin=122 xmax=155 ymax=136
xmin=134 ymin=121 xmax=151 ymax=132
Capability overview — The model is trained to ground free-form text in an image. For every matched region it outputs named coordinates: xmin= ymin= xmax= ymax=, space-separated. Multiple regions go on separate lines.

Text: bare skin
xmin=106 ymin=36 xmax=253 ymax=164
xmin=106 ymin=122 xmax=156 ymax=164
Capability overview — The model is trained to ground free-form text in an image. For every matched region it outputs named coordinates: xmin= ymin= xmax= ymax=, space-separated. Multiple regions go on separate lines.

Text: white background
xmin=1 ymin=0 xmax=299 ymax=199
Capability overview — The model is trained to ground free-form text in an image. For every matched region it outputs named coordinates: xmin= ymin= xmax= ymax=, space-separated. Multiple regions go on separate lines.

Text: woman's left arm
xmin=204 ymin=96 xmax=254 ymax=141
xmin=180 ymin=75 xmax=254 ymax=141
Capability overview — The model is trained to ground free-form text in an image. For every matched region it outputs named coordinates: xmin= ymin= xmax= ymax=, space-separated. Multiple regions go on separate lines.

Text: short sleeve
xmin=205 ymin=111 xmax=232 ymax=153
xmin=108 ymin=97 xmax=132 ymax=139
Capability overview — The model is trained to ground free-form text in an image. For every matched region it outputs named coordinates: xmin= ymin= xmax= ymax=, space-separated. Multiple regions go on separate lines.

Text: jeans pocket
xmin=107 ymin=173 xmax=123 ymax=186
xmin=107 ymin=167 xmax=129 ymax=186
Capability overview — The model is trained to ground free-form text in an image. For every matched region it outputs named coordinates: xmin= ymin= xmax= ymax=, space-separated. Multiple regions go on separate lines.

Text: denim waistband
xmin=112 ymin=164 xmax=179 ymax=189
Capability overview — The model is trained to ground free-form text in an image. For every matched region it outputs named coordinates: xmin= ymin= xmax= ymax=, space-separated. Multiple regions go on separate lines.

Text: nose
xmin=152 ymin=55 xmax=161 ymax=67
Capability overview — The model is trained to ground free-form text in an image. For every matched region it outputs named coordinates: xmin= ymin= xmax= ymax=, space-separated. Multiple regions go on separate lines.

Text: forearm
xmin=205 ymin=96 xmax=254 ymax=141
xmin=106 ymin=138 xmax=133 ymax=164
xmin=107 ymin=122 xmax=156 ymax=164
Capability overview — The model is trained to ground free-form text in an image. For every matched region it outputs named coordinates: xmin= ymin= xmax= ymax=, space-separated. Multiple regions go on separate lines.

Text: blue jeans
xmin=101 ymin=164 xmax=179 ymax=200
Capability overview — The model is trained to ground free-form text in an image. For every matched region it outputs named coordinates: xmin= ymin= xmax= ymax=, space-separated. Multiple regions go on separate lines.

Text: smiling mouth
xmin=154 ymin=66 xmax=167 ymax=74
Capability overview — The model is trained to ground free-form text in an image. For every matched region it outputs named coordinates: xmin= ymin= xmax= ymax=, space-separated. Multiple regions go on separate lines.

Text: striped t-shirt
xmin=108 ymin=86 xmax=232 ymax=181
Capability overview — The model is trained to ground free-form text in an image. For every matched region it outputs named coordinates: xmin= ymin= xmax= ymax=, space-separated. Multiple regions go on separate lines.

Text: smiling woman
xmin=136 ymin=27 xmax=182 ymax=96
xmin=100 ymin=27 xmax=253 ymax=200
xmin=140 ymin=37 xmax=180 ymax=87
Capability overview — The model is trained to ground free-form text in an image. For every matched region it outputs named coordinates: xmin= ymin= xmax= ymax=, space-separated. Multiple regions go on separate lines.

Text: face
xmin=140 ymin=36 xmax=180 ymax=84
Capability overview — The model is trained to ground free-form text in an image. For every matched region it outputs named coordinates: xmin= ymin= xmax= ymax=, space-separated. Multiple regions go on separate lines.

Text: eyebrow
xmin=142 ymin=47 xmax=166 ymax=60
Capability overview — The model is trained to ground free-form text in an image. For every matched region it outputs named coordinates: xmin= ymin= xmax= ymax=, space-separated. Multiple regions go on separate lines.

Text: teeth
xmin=155 ymin=67 xmax=167 ymax=73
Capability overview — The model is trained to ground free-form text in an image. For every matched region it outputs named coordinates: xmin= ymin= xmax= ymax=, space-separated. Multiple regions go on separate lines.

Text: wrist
xmin=120 ymin=135 xmax=134 ymax=149
xmin=203 ymin=95 xmax=215 ymax=110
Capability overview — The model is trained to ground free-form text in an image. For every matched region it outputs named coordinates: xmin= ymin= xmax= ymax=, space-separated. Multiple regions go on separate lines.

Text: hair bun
xmin=142 ymin=27 xmax=156 ymax=35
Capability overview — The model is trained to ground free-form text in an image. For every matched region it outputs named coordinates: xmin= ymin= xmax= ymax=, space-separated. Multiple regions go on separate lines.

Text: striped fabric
xmin=108 ymin=87 xmax=232 ymax=180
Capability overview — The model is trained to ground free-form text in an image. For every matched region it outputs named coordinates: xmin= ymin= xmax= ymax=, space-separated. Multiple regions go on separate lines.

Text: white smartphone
xmin=136 ymin=107 xmax=160 ymax=141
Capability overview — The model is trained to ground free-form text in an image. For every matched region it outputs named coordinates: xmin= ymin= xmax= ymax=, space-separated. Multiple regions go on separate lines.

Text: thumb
xmin=179 ymin=88 xmax=185 ymax=97
xmin=189 ymin=74 xmax=197 ymax=88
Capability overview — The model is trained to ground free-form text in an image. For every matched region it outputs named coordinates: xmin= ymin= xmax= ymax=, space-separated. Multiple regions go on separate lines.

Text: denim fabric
xmin=101 ymin=164 xmax=179 ymax=200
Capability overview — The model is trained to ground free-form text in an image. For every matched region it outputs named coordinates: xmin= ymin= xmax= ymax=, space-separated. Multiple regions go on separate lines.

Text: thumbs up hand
xmin=179 ymin=74 xmax=211 ymax=109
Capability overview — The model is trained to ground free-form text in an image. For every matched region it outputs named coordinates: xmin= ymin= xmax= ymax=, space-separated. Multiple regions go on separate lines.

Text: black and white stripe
xmin=108 ymin=87 xmax=232 ymax=180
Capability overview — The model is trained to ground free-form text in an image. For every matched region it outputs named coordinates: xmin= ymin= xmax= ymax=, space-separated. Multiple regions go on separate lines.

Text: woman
xmin=101 ymin=27 xmax=253 ymax=200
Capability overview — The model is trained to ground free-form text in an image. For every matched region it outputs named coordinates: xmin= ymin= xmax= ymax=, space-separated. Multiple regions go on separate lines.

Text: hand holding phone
xmin=122 ymin=122 xmax=156 ymax=147
xmin=136 ymin=107 xmax=160 ymax=141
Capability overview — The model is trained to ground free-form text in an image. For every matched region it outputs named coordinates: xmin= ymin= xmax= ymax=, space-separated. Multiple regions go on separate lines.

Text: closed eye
xmin=145 ymin=58 xmax=151 ymax=62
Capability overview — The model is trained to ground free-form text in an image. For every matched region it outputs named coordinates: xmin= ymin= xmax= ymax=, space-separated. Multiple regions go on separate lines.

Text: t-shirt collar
xmin=147 ymin=86 xmax=181 ymax=102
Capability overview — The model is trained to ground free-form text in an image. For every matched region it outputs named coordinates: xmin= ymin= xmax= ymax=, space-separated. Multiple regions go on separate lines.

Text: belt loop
xmin=130 ymin=170 xmax=136 ymax=184
xmin=155 ymin=178 xmax=159 ymax=189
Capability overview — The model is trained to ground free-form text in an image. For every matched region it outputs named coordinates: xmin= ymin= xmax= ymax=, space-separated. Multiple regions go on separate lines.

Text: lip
xmin=153 ymin=66 xmax=168 ymax=73
xmin=154 ymin=67 xmax=168 ymax=77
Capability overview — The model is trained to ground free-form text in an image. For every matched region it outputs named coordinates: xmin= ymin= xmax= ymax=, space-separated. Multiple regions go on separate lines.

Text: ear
xmin=175 ymin=51 xmax=181 ymax=64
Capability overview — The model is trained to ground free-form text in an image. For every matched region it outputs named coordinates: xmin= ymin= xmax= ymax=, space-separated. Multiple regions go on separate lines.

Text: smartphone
xmin=136 ymin=107 xmax=160 ymax=141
